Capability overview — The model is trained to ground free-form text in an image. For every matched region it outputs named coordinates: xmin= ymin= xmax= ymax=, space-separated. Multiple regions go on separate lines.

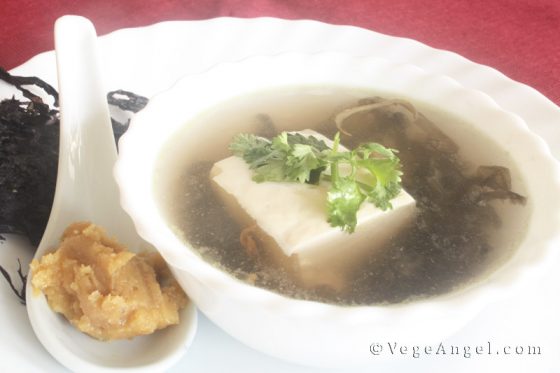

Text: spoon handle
xmin=55 ymin=15 xmax=117 ymax=212
xmin=37 ymin=15 xmax=138 ymax=254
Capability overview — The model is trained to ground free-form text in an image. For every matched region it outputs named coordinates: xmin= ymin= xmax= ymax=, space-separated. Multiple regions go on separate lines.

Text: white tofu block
xmin=210 ymin=130 xmax=417 ymax=283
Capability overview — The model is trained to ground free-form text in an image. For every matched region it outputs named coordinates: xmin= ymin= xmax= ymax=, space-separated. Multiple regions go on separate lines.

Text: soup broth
xmin=156 ymin=87 xmax=529 ymax=305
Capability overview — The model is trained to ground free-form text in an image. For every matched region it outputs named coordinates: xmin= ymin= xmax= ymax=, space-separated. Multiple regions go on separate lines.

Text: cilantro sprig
xmin=229 ymin=131 xmax=403 ymax=233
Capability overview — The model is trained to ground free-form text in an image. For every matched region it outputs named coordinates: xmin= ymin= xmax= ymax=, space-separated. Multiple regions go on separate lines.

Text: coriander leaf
xmin=252 ymin=159 xmax=287 ymax=182
xmin=286 ymin=132 xmax=330 ymax=151
xmin=359 ymin=158 xmax=402 ymax=210
xmin=355 ymin=142 xmax=398 ymax=159
xmin=354 ymin=144 xmax=402 ymax=210
xmin=271 ymin=131 xmax=291 ymax=153
xmin=327 ymin=176 xmax=365 ymax=233
xmin=286 ymin=144 xmax=325 ymax=183
xmin=229 ymin=130 xmax=404 ymax=233
xmin=229 ymin=133 xmax=272 ymax=167
xmin=231 ymin=131 xmax=332 ymax=184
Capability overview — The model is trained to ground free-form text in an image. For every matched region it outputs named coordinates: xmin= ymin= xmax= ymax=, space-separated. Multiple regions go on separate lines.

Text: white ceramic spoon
xmin=25 ymin=15 xmax=197 ymax=373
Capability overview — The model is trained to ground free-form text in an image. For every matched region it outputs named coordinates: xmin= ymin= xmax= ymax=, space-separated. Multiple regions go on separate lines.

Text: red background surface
xmin=1 ymin=0 xmax=559 ymax=105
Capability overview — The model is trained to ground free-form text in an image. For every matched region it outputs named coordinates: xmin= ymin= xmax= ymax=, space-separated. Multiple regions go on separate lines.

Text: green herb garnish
xmin=229 ymin=131 xmax=403 ymax=233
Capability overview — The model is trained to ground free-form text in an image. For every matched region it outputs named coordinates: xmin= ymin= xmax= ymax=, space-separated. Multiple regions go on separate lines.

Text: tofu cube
xmin=210 ymin=130 xmax=416 ymax=289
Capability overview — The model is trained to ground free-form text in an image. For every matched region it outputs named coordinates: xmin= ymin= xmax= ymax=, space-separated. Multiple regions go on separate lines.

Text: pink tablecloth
xmin=1 ymin=0 xmax=559 ymax=105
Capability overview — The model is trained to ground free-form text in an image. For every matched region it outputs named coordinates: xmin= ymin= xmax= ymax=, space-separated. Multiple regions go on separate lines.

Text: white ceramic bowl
xmin=115 ymin=52 xmax=560 ymax=368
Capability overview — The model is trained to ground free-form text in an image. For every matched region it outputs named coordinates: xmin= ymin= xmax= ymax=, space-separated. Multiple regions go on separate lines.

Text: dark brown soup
xmin=158 ymin=87 xmax=528 ymax=305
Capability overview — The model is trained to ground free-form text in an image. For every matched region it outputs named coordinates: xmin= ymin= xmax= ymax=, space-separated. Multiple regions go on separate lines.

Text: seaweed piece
xmin=0 ymin=67 xmax=59 ymax=107
xmin=0 ymin=259 xmax=26 ymax=305
xmin=107 ymin=90 xmax=149 ymax=144
xmin=464 ymin=166 xmax=526 ymax=205
xmin=254 ymin=114 xmax=278 ymax=138
xmin=0 ymin=96 xmax=59 ymax=247
xmin=334 ymin=98 xmax=417 ymax=136
xmin=107 ymin=89 xmax=148 ymax=113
